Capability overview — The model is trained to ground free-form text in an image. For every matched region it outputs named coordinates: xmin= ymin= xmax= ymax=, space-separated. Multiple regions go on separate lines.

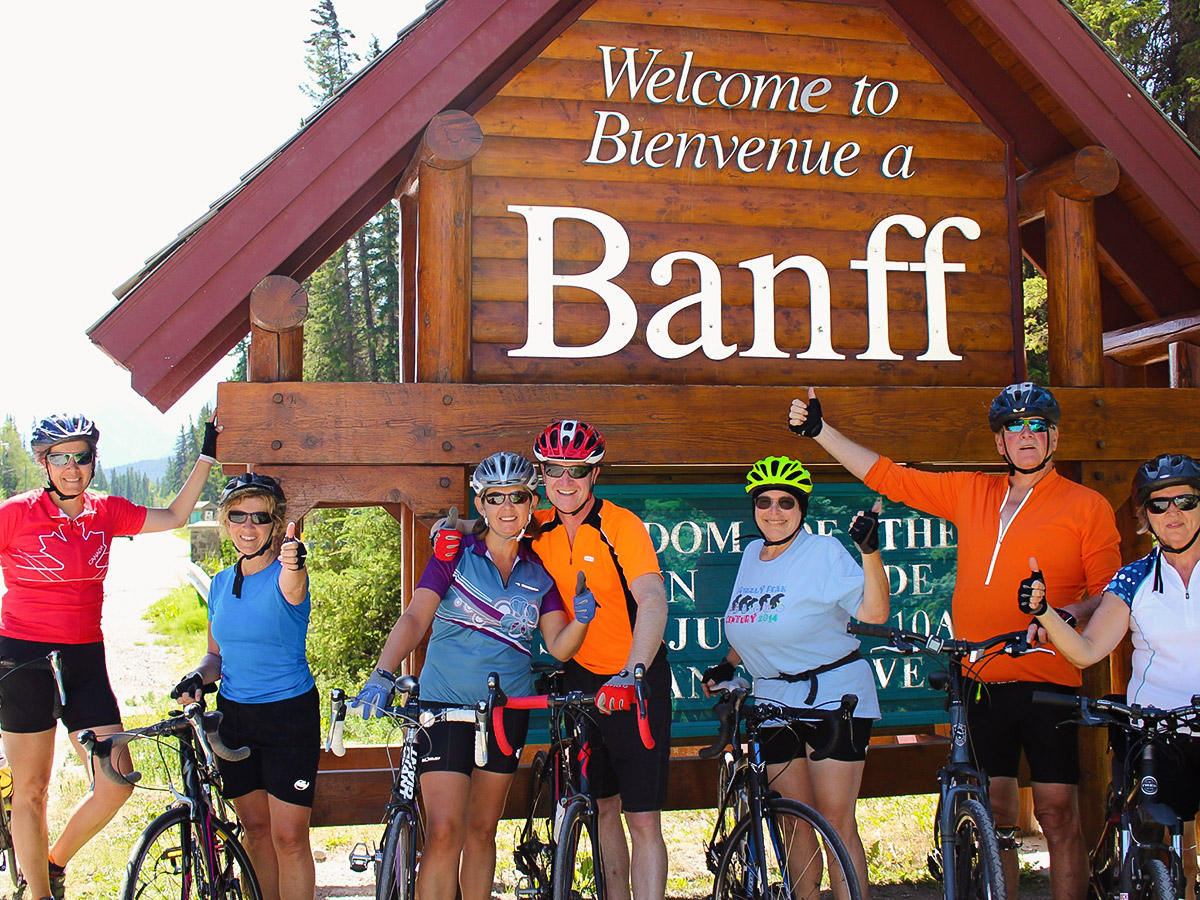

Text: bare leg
xmin=624 ymin=809 xmax=666 ymax=900
xmin=234 ymin=791 xmax=281 ymax=900
xmin=266 ymin=795 xmax=315 ymax=900
xmin=808 ymin=757 xmax=870 ymax=900
xmin=416 ymin=770 xmax=471 ymax=900
xmin=989 ymin=775 xmax=1022 ymax=900
xmin=5 ymin=729 xmax=56 ymax=899
xmin=1032 ymin=781 xmax=1088 ymax=900
xmin=458 ymin=769 xmax=515 ymax=900
xmin=50 ymin=724 xmax=134 ymax=864
xmin=597 ymin=795 xmax=631 ymax=900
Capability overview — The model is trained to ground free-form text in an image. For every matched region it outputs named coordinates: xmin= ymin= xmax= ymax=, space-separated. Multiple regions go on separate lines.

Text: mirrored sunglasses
xmin=1145 ymin=494 xmax=1200 ymax=515
xmin=483 ymin=490 xmax=532 ymax=506
xmin=542 ymin=463 xmax=593 ymax=479
xmin=46 ymin=450 xmax=94 ymax=467
xmin=1001 ymin=418 xmax=1050 ymax=434
xmin=227 ymin=510 xmax=273 ymax=525
xmin=754 ymin=495 xmax=798 ymax=511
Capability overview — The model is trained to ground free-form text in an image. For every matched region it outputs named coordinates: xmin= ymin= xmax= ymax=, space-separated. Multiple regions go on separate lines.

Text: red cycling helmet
xmin=533 ymin=420 xmax=606 ymax=465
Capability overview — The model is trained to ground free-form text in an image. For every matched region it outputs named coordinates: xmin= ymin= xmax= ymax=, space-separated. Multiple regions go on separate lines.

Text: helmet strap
xmin=761 ymin=523 xmax=804 ymax=547
xmin=233 ymin=525 xmax=275 ymax=598
xmin=45 ymin=478 xmax=84 ymax=502
xmin=481 ymin=508 xmax=532 ymax=544
xmin=1002 ymin=447 xmax=1053 ymax=476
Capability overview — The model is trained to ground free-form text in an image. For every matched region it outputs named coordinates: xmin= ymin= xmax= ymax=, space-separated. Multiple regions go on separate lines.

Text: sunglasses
xmin=46 ymin=450 xmax=94 ymax=467
xmin=1001 ymin=418 xmax=1050 ymax=434
xmin=482 ymin=490 xmax=533 ymax=506
xmin=542 ymin=464 xmax=593 ymax=479
xmin=227 ymin=510 xmax=273 ymax=525
xmin=1145 ymin=494 xmax=1200 ymax=515
xmin=754 ymin=495 xmax=798 ymax=511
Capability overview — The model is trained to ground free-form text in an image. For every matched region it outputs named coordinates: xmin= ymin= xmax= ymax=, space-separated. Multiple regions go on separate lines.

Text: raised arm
xmin=624 ymin=572 xmax=668 ymax=672
xmin=789 ymin=388 xmax=880 ymax=481
xmin=141 ymin=416 xmax=221 ymax=533
xmin=850 ymin=500 xmax=889 ymax=623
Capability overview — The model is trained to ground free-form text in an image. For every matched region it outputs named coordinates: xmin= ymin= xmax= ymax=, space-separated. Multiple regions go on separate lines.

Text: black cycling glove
xmin=1017 ymin=569 xmax=1047 ymax=615
xmin=702 ymin=659 xmax=736 ymax=685
xmin=171 ymin=671 xmax=205 ymax=701
xmin=788 ymin=397 xmax=823 ymax=437
xmin=849 ymin=508 xmax=881 ymax=553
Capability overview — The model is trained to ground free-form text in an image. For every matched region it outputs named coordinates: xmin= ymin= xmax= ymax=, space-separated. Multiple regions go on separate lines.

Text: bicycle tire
xmin=123 ymin=806 xmax=262 ymax=900
xmin=377 ymin=806 xmax=420 ymax=900
xmin=551 ymin=797 xmax=603 ymax=900
xmin=514 ymin=749 xmax=555 ymax=899
xmin=713 ymin=797 xmax=863 ymax=900
xmin=951 ymin=798 xmax=1006 ymax=900
xmin=1090 ymin=818 xmax=1120 ymax=900
xmin=0 ymin=794 xmax=20 ymax=888
xmin=1135 ymin=858 xmax=1174 ymax=900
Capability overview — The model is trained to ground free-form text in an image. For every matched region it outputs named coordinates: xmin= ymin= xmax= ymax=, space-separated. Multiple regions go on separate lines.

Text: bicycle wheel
xmin=713 ymin=798 xmax=862 ymax=900
xmin=0 ymin=794 xmax=20 ymax=887
xmin=950 ymin=798 xmax=1006 ymax=900
xmin=124 ymin=807 xmax=262 ymax=900
xmin=515 ymin=750 xmax=555 ymax=899
xmin=1135 ymin=858 xmax=1174 ymax=900
xmin=377 ymin=806 xmax=421 ymax=900
xmin=551 ymin=797 xmax=602 ymax=900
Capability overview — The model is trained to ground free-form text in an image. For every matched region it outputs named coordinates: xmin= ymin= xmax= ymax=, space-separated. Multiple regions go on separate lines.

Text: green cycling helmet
xmin=745 ymin=456 xmax=814 ymax=496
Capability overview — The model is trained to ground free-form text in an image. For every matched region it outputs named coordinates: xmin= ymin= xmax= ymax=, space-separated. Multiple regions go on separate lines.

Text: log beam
xmin=1170 ymin=341 xmax=1200 ymax=388
xmin=215 ymin=383 xmax=1200 ymax=468
xmin=1103 ymin=311 xmax=1200 ymax=366
xmin=1016 ymin=146 xmax=1119 ymax=225
xmin=236 ymin=464 xmax=463 ymax=521
xmin=247 ymin=276 xmax=307 ymax=383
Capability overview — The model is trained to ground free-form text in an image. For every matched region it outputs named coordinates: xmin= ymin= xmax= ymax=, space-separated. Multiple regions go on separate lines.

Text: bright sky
xmin=2 ymin=1 xmax=423 ymax=467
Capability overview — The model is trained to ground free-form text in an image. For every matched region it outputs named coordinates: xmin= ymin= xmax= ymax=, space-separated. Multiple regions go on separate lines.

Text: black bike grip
xmin=199 ymin=710 xmax=252 ymax=762
xmin=698 ymin=698 xmax=736 ymax=760
xmin=1031 ymin=691 xmax=1079 ymax=710
xmin=79 ymin=731 xmax=143 ymax=786
xmin=326 ymin=688 xmax=347 ymax=757
xmin=846 ymin=622 xmax=894 ymax=639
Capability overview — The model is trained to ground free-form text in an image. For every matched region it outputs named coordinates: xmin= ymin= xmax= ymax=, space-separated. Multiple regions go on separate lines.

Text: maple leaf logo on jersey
xmin=13 ymin=520 xmax=111 ymax=582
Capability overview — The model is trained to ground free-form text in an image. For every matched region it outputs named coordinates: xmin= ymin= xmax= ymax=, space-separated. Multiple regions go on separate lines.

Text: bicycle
xmin=848 ymin=623 xmax=1053 ymax=900
xmin=331 ymin=676 xmax=493 ymax=900
xmin=0 ymin=650 xmax=69 ymax=891
xmin=497 ymin=662 xmax=653 ymax=900
xmin=1032 ymin=692 xmax=1200 ymax=900
xmin=80 ymin=692 xmax=262 ymax=900
xmin=700 ymin=677 xmax=864 ymax=900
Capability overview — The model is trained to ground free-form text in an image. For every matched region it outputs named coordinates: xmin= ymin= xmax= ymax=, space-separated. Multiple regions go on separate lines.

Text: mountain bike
xmin=849 ymin=623 xmax=1053 ymax=900
xmin=1033 ymin=692 xmax=1200 ymax=900
xmin=497 ymin=662 xmax=653 ymax=900
xmin=701 ymin=677 xmax=863 ymax=900
xmin=333 ymin=676 xmax=493 ymax=900
xmin=80 ymin=694 xmax=262 ymax=900
xmin=0 ymin=651 xmax=69 ymax=891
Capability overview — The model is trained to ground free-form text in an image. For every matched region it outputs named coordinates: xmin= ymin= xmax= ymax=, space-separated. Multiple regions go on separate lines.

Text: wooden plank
xmin=1170 ymin=342 xmax=1200 ymax=388
xmin=1103 ymin=312 xmax=1200 ymax=366
xmin=1046 ymin=193 xmax=1103 ymax=387
xmin=215 ymin=383 xmax=1200 ymax=467
xmin=1016 ymin=146 xmax=1119 ymax=224
xmin=416 ymin=155 xmax=474 ymax=382
xmin=309 ymin=738 xmax=950 ymax=827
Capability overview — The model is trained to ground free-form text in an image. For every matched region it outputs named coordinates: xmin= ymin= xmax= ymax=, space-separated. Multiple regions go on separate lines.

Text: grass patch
xmin=142 ymin=585 xmax=209 ymax=657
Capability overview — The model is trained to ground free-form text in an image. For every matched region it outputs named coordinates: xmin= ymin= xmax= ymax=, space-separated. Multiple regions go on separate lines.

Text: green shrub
xmin=143 ymin=585 xmax=209 ymax=658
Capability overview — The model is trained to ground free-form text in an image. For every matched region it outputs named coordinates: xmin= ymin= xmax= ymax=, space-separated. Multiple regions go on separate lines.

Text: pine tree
xmin=0 ymin=417 xmax=42 ymax=498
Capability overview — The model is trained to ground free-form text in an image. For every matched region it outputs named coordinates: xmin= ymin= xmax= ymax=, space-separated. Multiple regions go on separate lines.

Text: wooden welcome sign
xmin=469 ymin=0 xmax=1017 ymax=385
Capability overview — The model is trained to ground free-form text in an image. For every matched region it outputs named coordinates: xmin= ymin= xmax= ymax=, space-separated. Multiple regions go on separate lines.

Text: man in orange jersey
xmin=530 ymin=419 xmax=669 ymax=900
xmin=789 ymin=384 xmax=1120 ymax=900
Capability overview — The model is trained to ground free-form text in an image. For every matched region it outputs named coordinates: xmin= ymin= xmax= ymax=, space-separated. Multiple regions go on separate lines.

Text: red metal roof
xmin=89 ymin=0 xmax=1200 ymax=409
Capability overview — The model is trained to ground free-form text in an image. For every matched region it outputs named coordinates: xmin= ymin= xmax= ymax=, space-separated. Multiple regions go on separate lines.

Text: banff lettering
xmin=587 ymin=47 xmax=914 ymax=180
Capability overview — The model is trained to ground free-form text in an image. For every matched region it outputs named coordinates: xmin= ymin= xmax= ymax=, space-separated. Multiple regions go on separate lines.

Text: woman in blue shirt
xmin=353 ymin=451 xmax=592 ymax=900
xmin=172 ymin=473 xmax=315 ymax=900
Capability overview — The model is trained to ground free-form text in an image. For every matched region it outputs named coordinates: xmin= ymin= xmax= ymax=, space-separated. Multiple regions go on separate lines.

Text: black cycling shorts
xmin=418 ymin=705 xmax=529 ymax=776
xmin=216 ymin=687 xmax=321 ymax=807
xmin=967 ymin=680 xmax=1080 ymax=785
xmin=0 ymin=637 xmax=122 ymax=734
xmin=759 ymin=716 xmax=874 ymax=765
xmin=562 ymin=644 xmax=672 ymax=814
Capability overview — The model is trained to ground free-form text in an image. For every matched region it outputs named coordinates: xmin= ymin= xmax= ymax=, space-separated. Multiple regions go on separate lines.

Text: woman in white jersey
xmin=1029 ymin=453 xmax=1200 ymax=896
xmin=702 ymin=455 xmax=889 ymax=896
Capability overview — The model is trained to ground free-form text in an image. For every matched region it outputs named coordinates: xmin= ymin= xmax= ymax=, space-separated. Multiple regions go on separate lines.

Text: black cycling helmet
xmin=219 ymin=473 xmax=286 ymax=510
xmin=1132 ymin=453 xmax=1200 ymax=506
xmin=31 ymin=413 xmax=100 ymax=461
xmin=988 ymin=383 xmax=1061 ymax=432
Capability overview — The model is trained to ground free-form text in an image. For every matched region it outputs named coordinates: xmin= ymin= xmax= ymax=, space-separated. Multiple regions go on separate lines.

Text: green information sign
xmin=530 ymin=482 xmax=962 ymax=740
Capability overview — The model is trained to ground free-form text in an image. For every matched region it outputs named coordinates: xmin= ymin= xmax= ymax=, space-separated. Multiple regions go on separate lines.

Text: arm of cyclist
xmin=277 ymin=520 xmax=308 ymax=605
xmin=541 ymin=571 xmax=596 ymax=660
xmin=788 ymin=388 xmax=880 ymax=481
xmin=351 ymin=587 xmax=441 ymax=716
xmin=595 ymin=573 xmax=667 ymax=714
xmin=850 ymin=499 xmax=890 ymax=624
xmin=141 ymin=414 xmax=221 ymax=533
xmin=1021 ymin=556 xmax=1130 ymax=666
xmin=701 ymin=648 xmax=743 ymax=698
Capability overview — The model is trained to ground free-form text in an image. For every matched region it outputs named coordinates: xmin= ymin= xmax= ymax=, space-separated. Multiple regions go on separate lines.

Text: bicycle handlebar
xmin=326 ymin=688 xmax=347 ymax=756
xmin=1032 ymin=692 xmax=1200 ymax=733
xmin=848 ymin=622 xmax=1048 ymax=663
xmin=79 ymin=703 xmax=251 ymax=787
xmin=699 ymin=685 xmax=859 ymax=762
xmin=491 ymin=663 xmax=654 ymax=756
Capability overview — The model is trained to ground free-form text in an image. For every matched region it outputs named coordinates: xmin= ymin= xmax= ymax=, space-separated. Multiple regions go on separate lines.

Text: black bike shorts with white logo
xmin=967 ymin=680 xmax=1080 ymax=785
xmin=562 ymin=645 xmax=673 ymax=814
xmin=418 ymin=705 xmax=529 ymax=776
xmin=759 ymin=716 xmax=874 ymax=764
xmin=0 ymin=637 xmax=122 ymax=734
xmin=216 ymin=687 xmax=320 ymax=807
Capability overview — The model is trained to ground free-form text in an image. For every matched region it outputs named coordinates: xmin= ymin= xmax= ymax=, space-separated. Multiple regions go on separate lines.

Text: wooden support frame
xmin=247 ymin=276 xmax=307 ymax=382
xmin=237 ymin=464 xmax=464 ymax=522
xmin=1103 ymin=312 xmax=1200 ymax=367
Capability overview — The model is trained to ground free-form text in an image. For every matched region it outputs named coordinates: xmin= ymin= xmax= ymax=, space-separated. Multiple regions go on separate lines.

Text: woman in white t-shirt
xmin=702 ymin=455 xmax=889 ymax=897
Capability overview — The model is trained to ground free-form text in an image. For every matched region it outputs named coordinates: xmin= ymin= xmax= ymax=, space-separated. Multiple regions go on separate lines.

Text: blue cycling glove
xmin=352 ymin=668 xmax=396 ymax=719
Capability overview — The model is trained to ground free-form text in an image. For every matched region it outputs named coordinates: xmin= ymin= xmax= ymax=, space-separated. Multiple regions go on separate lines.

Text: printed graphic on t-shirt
xmin=725 ymin=582 xmax=786 ymax=623
xmin=14 ymin=520 xmax=111 ymax=582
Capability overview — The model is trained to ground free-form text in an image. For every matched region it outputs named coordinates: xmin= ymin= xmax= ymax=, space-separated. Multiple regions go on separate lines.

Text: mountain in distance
xmin=106 ymin=456 xmax=169 ymax=482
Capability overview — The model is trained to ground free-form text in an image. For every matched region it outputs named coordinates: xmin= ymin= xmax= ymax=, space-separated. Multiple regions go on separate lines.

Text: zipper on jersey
xmin=983 ymin=485 xmax=1035 ymax=585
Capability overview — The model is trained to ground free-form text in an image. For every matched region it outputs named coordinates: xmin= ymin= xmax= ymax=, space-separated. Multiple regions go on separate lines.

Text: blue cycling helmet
xmin=988 ymin=383 xmax=1061 ymax=432
xmin=31 ymin=414 xmax=100 ymax=461
xmin=1133 ymin=453 xmax=1200 ymax=506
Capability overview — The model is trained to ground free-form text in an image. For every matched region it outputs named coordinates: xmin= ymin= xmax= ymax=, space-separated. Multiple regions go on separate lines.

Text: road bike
xmin=332 ymin=677 xmax=492 ymax=900
xmin=81 ymin=694 xmax=261 ymax=899
xmin=849 ymin=623 xmax=1052 ymax=900
xmin=1033 ymin=692 xmax=1200 ymax=900
xmin=498 ymin=662 xmax=653 ymax=900
xmin=701 ymin=677 xmax=863 ymax=900
xmin=0 ymin=651 xmax=68 ymax=892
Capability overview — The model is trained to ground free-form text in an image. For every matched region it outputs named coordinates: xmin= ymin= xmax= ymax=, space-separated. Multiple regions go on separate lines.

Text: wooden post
xmin=401 ymin=110 xmax=483 ymax=385
xmin=1169 ymin=341 xmax=1200 ymax=387
xmin=248 ymin=275 xmax=307 ymax=382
